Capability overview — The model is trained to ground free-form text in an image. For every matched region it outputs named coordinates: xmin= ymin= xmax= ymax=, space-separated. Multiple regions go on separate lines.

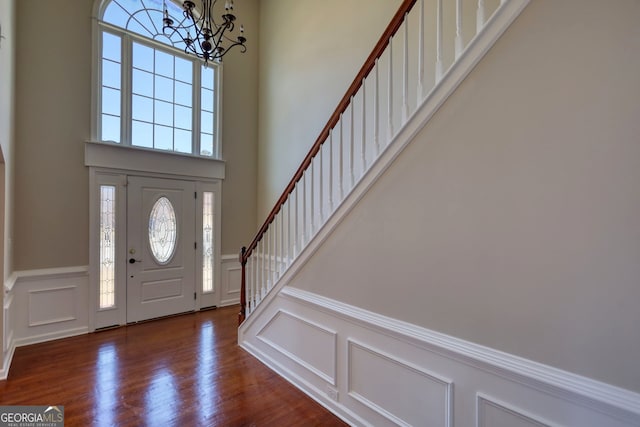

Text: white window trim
xmin=85 ymin=141 xmax=225 ymax=180
xmin=90 ymin=0 xmax=223 ymax=159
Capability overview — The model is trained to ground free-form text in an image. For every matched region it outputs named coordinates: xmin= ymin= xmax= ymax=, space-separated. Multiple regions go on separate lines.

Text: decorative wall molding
xmin=14 ymin=266 xmax=89 ymax=281
xmin=9 ymin=266 xmax=90 ymax=346
xmin=28 ymin=285 xmax=78 ymax=327
xmin=220 ymin=255 xmax=241 ymax=307
xmin=257 ymin=309 xmax=337 ymax=385
xmin=1 ymin=286 xmax=15 ymax=381
xmin=241 ymin=339 xmax=363 ymax=426
xmin=85 ymin=141 xmax=225 ymax=180
xmin=1 ymin=266 xmax=90 ymax=378
xmin=3 ymin=287 xmax=13 ymax=352
xmin=4 ymin=271 xmax=16 ymax=292
xmin=347 ymin=339 xmax=453 ymax=427
xmin=240 ymin=287 xmax=640 ymax=427
xmin=477 ymin=393 xmax=554 ymax=427
xmin=281 ymin=287 xmax=640 ymax=425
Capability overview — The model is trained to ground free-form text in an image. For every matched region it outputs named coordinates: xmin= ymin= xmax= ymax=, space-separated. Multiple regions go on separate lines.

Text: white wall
xmin=257 ymin=0 xmax=402 ymax=220
xmin=287 ymin=0 xmax=640 ymax=394
xmin=0 ymin=0 xmax=16 ymax=375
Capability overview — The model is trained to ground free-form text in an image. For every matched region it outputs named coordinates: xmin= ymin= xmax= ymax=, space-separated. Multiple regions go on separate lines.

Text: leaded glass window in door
xmin=148 ymin=196 xmax=177 ymax=264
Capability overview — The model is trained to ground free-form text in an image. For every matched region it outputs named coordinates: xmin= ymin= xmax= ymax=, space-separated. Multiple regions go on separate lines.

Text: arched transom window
xmin=96 ymin=0 xmax=221 ymax=157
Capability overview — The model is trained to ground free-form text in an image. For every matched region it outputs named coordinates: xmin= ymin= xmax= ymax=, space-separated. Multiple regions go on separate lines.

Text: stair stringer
xmin=239 ymin=0 xmax=530 ymax=341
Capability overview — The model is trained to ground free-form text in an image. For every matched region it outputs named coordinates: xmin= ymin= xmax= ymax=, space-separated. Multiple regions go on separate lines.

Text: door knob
xmin=129 ymin=258 xmax=141 ymax=264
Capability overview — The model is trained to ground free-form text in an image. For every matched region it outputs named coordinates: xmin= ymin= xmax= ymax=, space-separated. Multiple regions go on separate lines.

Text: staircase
xmin=233 ymin=2 xmax=640 ymax=426
xmin=238 ymin=0 xmax=529 ymax=325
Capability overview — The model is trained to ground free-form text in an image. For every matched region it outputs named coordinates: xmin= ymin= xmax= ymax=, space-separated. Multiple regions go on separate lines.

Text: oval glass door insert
xmin=148 ymin=196 xmax=177 ymax=264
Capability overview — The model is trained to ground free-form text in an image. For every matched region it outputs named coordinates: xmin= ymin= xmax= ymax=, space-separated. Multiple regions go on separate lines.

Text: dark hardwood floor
xmin=0 ymin=305 xmax=348 ymax=426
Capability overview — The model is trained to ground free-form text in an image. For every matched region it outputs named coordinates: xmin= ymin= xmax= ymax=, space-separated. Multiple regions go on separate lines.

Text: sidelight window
xmin=99 ymin=185 xmax=116 ymax=309
xmin=202 ymin=192 xmax=214 ymax=293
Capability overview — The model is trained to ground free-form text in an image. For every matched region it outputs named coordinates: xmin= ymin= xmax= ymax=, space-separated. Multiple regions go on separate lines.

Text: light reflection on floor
xmin=91 ymin=320 xmax=221 ymax=426
xmin=145 ymin=367 xmax=179 ymax=427
xmin=94 ymin=343 xmax=118 ymax=427
xmin=197 ymin=320 xmax=218 ymax=423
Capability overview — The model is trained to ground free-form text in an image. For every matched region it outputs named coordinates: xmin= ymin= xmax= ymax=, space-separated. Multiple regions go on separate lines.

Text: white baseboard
xmin=0 ymin=340 xmax=15 ymax=381
xmin=239 ymin=287 xmax=640 ymax=427
xmin=12 ymin=327 xmax=90 ymax=349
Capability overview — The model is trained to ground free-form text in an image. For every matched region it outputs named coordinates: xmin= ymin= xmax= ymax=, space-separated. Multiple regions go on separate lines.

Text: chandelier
xmin=162 ymin=0 xmax=247 ymax=64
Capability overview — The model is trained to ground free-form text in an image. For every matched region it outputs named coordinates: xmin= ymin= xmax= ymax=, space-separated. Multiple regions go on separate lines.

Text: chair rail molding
xmin=240 ymin=287 xmax=640 ymax=427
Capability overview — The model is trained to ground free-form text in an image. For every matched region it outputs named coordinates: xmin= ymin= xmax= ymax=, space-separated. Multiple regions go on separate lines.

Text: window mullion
xmin=122 ymin=34 xmax=133 ymax=147
xmin=193 ymin=62 xmax=202 ymax=156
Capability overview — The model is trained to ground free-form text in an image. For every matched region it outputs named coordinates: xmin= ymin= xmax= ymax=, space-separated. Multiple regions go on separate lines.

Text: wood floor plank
xmin=0 ymin=305 xmax=348 ymax=426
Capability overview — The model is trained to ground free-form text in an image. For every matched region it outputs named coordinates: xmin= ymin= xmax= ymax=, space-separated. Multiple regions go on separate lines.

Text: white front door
xmin=126 ymin=176 xmax=196 ymax=323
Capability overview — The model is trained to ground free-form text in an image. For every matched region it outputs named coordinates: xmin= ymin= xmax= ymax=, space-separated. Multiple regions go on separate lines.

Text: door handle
xmin=129 ymin=258 xmax=142 ymax=264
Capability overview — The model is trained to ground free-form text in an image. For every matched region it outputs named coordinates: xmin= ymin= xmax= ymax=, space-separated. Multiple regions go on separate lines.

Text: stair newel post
xmin=239 ymin=246 xmax=247 ymax=324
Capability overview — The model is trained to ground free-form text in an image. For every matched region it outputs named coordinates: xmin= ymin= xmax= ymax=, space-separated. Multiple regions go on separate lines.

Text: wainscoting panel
xmin=477 ymin=394 xmax=553 ymax=427
xmin=11 ymin=267 xmax=89 ymax=348
xmin=239 ymin=287 xmax=640 ymax=427
xmin=348 ymin=340 xmax=452 ymax=427
xmin=220 ymin=255 xmax=241 ymax=307
xmin=28 ymin=286 xmax=78 ymax=327
xmin=258 ymin=310 xmax=337 ymax=385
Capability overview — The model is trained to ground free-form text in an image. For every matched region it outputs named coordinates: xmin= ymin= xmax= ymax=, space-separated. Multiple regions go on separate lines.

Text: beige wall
xmin=14 ymin=0 xmax=91 ymax=271
xmin=219 ymin=0 xmax=259 ymax=254
xmin=289 ymin=0 xmax=640 ymax=393
xmin=13 ymin=0 xmax=258 ymax=270
xmin=256 ymin=0 xmax=402 ymax=220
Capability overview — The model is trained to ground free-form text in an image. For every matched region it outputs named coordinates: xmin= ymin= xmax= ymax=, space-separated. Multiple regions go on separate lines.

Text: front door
xmin=126 ymin=176 xmax=196 ymax=323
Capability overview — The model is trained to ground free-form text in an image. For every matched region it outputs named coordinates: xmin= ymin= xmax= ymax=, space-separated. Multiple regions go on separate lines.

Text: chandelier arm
xmin=162 ymin=0 xmax=246 ymax=64
xmin=210 ymin=19 xmax=233 ymax=48
xmin=212 ymin=38 xmax=246 ymax=61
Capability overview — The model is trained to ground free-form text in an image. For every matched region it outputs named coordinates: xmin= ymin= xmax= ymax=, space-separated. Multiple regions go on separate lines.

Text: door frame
xmin=86 ymin=142 xmax=224 ymax=331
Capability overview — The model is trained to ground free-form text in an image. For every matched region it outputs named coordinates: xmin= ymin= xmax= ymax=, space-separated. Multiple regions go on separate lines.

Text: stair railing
xmin=240 ymin=0 xmax=508 ymax=323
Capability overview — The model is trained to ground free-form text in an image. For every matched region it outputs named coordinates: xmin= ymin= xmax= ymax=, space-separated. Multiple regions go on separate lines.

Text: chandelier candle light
xmin=163 ymin=0 xmax=247 ymax=64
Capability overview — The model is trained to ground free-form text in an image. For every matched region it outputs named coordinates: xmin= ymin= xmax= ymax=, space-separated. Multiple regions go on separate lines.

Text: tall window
xmin=99 ymin=185 xmax=116 ymax=309
xmin=202 ymin=191 xmax=215 ymax=293
xmin=97 ymin=0 xmax=221 ymax=157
